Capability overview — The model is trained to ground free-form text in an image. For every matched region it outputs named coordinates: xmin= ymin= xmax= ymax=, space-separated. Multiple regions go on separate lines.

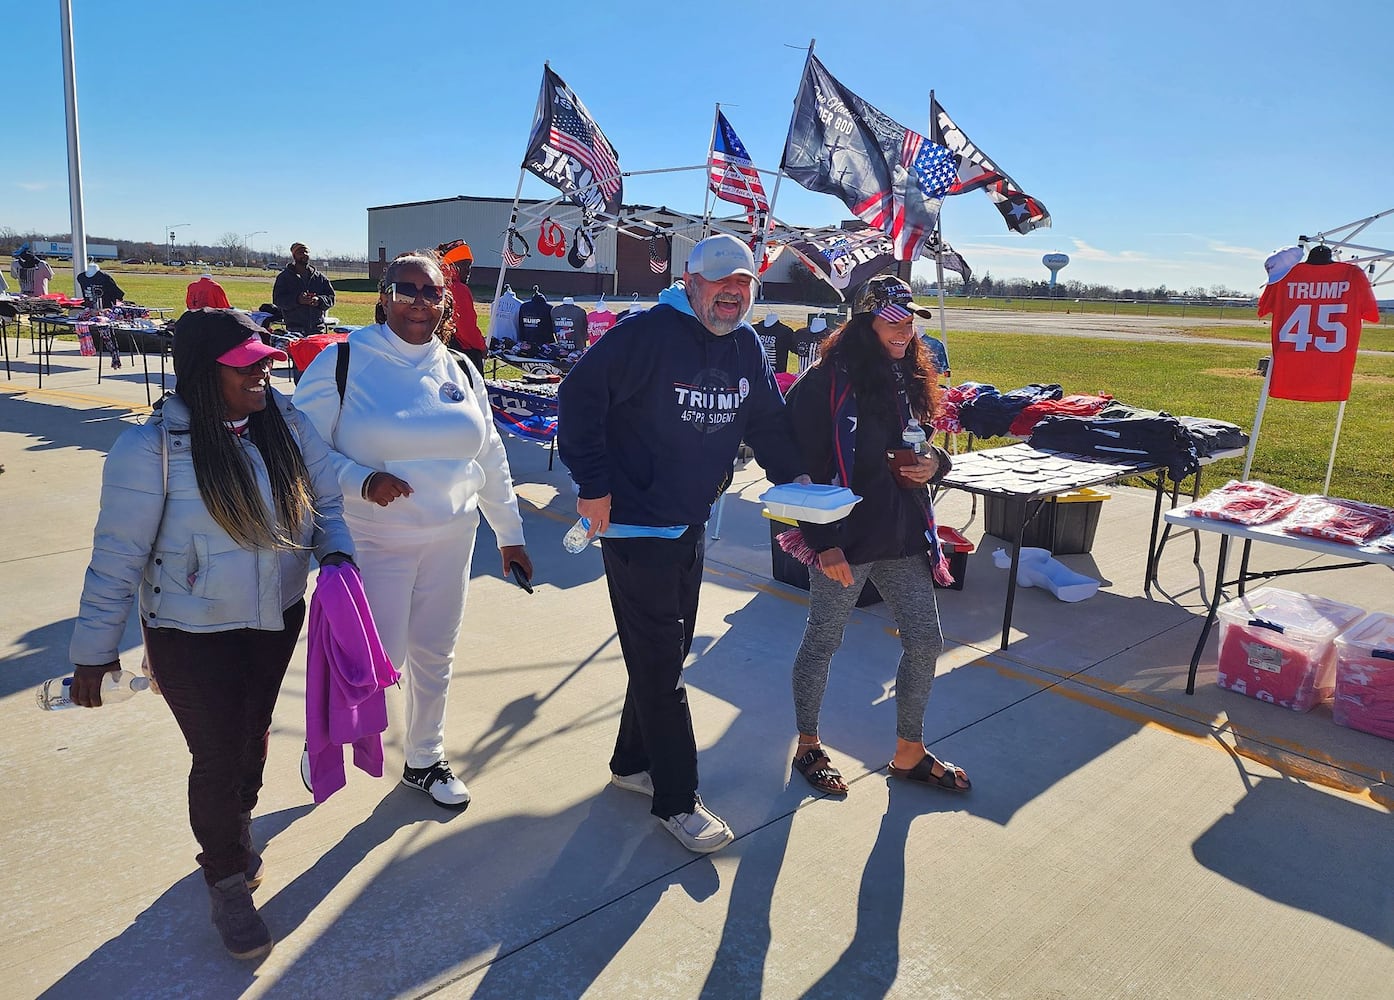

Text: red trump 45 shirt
xmin=1258 ymin=261 xmax=1379 ymax=402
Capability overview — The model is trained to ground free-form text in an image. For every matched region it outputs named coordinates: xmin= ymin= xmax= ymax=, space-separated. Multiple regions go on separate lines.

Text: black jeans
xmin=145 ymin=600 xmax=306 ymax=885
xmin=600 ymin=527 xmax=703 ymax=820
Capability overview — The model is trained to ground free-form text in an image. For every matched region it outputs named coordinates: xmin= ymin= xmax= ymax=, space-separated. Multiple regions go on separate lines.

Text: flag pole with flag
xmin=929 ymin=90 xmax=1050 ymax=235
xmin=780 ymin=53 xmax=957 ymax=262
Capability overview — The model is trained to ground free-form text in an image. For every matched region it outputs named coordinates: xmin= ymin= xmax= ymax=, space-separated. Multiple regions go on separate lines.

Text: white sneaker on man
xmin=401 ymin=760 xmax=471 ymax=811
xmin=661 ymin=796 xmax=734 ymax=854
xmin=610 ymin=771 xmax=654 ymax=796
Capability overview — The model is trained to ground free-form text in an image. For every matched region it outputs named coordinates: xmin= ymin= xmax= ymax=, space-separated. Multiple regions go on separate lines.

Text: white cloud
xmin=15 ymin=181 xmax=49 ymax=192
xmin=1206 ymin=240 xmax=1269 ymax=262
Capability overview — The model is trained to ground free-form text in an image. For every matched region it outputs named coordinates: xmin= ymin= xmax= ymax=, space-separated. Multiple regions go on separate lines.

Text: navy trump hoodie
xmin=558 ymin=283 xmax=803 ymax=527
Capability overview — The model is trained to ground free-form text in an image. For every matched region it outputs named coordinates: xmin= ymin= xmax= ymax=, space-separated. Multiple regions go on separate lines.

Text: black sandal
xmin=793 ymin=746 xmax=848 ymax=795
xmin=887 ymin=754 xmax=970 ymax=792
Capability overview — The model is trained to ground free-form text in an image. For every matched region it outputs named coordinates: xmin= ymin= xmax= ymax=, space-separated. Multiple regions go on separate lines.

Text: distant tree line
xmin=909 ymin=272 xmax=1253 ymax=302
xmin=0 ymin=225 xmax=368 ymax=269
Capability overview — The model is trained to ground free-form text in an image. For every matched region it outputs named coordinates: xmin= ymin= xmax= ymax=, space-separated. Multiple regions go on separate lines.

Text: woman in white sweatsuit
xmin=295 ymin=250 xmax=532 ymax=810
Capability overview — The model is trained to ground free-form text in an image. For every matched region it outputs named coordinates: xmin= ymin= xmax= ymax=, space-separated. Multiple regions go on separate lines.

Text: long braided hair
xmin=180 ymin=366 xmax=316 ymax=550
xmin=816 ymin=313 xmax=942 ymax=425
xmin=374 ymin=249 xmax=454 ymax=346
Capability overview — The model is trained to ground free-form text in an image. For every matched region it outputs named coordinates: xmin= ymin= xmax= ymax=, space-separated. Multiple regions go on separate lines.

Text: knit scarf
xmin=778 ymin=365 xmax=954 ymax=586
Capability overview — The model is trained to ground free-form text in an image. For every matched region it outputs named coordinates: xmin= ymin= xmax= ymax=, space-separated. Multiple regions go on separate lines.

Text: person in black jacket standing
xmin=272 ymin=242 xmax=335 ymax=334
xmin=784 ymin=275 xmax=968 ymax=796
xmin=558 ymin=234 xmax=807 ymax=854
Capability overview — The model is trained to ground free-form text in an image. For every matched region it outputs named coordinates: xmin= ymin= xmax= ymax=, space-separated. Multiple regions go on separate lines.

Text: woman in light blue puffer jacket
xmin=67 ymin=308 xmax=355 ymax=961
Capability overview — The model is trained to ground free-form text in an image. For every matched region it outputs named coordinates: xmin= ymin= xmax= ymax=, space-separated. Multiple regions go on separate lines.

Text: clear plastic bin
xmin=1332 ymin=611 xmax=1394 ymax=739
xmin=1214 ymin=587 xmax=1364 ymax=712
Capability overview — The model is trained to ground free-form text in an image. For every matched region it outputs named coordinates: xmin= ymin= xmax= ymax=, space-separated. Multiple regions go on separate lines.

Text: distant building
xmin=367 ymin=195 xmax=805 ymax=300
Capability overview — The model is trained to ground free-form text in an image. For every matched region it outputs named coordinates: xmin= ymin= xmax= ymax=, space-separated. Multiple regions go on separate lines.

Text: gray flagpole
xmin=755 ymin=39 xmax=815 ymax=301
xmin=699 ymin=104 xmax=719 ymax=239
xmin=492 ymin=168 xmax=527 ymax=308
xmin=59 ymin=0 xmax=88 ymax=293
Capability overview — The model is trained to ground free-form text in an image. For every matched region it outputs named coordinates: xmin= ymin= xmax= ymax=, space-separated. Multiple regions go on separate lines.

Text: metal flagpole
xmin=699 ymin=104 xmax=719 ymax=239
xmin=492 ymin=167 xmax=527 ymax=307
xmin=59 ymin=0 xmax=88 ymax=293
xmin=1240 ymin=365 xmax=1274 ymax=481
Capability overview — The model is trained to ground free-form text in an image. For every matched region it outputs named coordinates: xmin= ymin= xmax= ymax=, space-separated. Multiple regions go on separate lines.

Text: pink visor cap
xmin=217 ymin=336 xmax=287 ymax=368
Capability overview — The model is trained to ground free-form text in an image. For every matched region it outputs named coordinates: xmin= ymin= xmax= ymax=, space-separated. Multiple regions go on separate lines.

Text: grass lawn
xmin=945 ymin=329 xmax=1394 ymax=506
xmin=929 ymin=294 xmax=1393 ymax=326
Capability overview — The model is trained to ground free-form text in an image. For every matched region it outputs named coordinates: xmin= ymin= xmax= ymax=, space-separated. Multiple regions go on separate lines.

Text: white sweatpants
xmin=352 ymin=511 xmax=480 ymax=770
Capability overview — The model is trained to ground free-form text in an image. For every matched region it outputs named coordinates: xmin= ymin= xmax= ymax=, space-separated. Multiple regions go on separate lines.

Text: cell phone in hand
xmin=509 ymin=561 xmax=534 ymax=595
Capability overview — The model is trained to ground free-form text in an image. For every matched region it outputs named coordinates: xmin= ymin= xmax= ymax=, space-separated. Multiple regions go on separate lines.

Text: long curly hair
xmin=179 ymin=369 xmax=316 ymax=550
xmin=375 ymin=249 xmax=454 ymax=346
xmin=816 ymin=313 xmax=942 ymax=425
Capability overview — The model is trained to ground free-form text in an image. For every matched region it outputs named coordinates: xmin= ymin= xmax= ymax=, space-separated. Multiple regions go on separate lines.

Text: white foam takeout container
xmin=759 ymin=483 xmax=862 ymax=524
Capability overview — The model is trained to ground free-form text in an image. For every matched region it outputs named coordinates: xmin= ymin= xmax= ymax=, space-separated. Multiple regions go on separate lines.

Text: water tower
xmin=1043 ymin=252 xmax=1070 ymax=290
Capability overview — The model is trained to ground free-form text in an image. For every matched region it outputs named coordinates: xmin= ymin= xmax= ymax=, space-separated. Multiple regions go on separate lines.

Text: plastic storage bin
xmin=1214 ymin=587 xmax=1364 ymax=712
xmin=765 ymin=512 xmax=881 ymax=606
xmin=1332 ymin=611 xmax=1394 ymax=740
xmin=934 ymin=525 xmax=975 ymax=591
xmin=983 ymin=488 xmax=1110 ymax=555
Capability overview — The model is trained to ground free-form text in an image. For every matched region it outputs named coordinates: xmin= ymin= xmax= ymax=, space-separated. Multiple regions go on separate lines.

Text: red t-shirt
xmin=1257 ymin=261 xmax=1379 ymax=402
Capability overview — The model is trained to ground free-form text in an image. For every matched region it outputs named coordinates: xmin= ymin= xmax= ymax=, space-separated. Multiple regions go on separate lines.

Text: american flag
xmin=648 ymin=235 xmax=669 ymax=274
xmin=549 ymin=87 xmax=621 ymax=201
xmin=708 ymin=110 xmax=769 ymax=213
xmin=892 ymin=129 xmax=957 ymax=259
xmin=502 ymin=229 xmax=527 ymax=268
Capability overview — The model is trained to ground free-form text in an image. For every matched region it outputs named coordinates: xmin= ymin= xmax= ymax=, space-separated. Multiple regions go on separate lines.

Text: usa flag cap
xmin=852 ymin=275 xmax=934 ymax=320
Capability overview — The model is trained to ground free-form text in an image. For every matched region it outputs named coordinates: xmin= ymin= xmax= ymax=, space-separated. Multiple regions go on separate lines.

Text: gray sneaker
xmin=660 ymin=796 xmax=734 ymax=854
xmin=610 ymin=771 xmax=654 ymax=796
xmin=208 ymin=873 xmax=273 ymax=960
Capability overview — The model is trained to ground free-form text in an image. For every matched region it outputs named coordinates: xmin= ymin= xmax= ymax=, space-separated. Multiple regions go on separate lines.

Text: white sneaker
xmin=610 ymin=771 xmax=654 ymax=796
xmin=661 ymin=796 xmax=734 ymax=854
xmin=401 ymin=760 xmax=471 ymax=811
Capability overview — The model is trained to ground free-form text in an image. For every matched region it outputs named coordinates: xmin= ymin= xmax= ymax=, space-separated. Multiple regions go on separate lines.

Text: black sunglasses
xmin=228 ymin=357 xmax=275 ymax=375
xmin=388 ymin=281 xmax=445 ymax=305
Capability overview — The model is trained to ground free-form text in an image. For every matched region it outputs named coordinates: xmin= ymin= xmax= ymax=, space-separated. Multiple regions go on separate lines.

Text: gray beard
xmin=695 ymin=302 xmax=742 ymax=337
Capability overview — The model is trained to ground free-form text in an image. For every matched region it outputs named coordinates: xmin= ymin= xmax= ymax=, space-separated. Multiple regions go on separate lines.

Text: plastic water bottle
xmin=36 ymin=669 xmax=151 ymax=711
xmin=562 ymin=516 xmax=592 ymax=554
xmin=902 ymin=418 xmax=928 ymax=455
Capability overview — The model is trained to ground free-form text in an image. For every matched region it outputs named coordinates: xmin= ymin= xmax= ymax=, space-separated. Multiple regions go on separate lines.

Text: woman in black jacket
xmin=783 ymin=276 xmax=968 ymax=795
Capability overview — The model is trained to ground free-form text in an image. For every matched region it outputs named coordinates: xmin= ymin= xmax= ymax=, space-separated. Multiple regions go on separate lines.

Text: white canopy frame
xmin=1242 ymin=209 xmax=1392 ymax=492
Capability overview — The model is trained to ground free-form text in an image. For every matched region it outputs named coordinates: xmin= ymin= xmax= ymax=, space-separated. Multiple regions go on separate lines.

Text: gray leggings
xmin=791 ymin=553 xmax=944 ymax=742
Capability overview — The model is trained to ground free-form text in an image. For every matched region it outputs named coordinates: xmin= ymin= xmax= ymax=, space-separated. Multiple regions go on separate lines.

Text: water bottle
xmin=902 ymin=418 xmax=928 ymax=455
xmin=36 ymin=669 xmax=151 ymax=711
xmin=562 ymin=516 xmax=592 ymax=554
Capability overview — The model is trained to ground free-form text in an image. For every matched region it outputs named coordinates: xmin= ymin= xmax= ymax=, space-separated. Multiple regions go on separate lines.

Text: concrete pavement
xmin=2 ymin=342 xmax=1392 ymax=999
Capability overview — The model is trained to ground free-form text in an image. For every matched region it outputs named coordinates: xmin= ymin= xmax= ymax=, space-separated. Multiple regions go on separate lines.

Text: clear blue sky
xmin=5 ymin=0 xmax=1392 ymax=294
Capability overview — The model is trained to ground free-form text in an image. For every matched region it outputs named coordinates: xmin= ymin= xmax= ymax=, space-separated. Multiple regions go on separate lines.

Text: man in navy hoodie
xmin=558 ymin=234 xmax=806 ymax=854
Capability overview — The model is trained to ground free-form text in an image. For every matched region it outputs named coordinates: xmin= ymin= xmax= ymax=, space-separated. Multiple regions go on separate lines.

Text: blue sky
xmin=5 ymin=0 xmax=1392 ymax=293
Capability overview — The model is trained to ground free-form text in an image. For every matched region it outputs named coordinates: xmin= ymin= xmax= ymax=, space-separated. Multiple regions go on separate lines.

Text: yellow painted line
xmin=1 ymin=383 xmax=152 ymax=414
xmin=977 ymin=651 xmax=1390 ymax=806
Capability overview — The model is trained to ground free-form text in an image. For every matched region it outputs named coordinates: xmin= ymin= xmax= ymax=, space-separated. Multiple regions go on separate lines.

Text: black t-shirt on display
xmin=755 ymin=319 xmax=796 ymax=374
xmin=517 ymin=293 xmax=557 ymax=346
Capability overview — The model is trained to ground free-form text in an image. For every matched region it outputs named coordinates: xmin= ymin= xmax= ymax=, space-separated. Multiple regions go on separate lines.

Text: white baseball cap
xmin=1264 ymin=246 xmax=1303 ymax=283
xmin=686 ymin=234 xmax=758 ymax=281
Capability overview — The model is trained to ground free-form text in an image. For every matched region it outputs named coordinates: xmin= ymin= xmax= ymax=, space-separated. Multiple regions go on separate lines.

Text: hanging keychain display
xmin=502 ymin=228 xmax=530 ymax=268
xmin=648 ymin=233 xmax=670 ymax=274
xmin=538 ymin=218 xmax=566 ymax=257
